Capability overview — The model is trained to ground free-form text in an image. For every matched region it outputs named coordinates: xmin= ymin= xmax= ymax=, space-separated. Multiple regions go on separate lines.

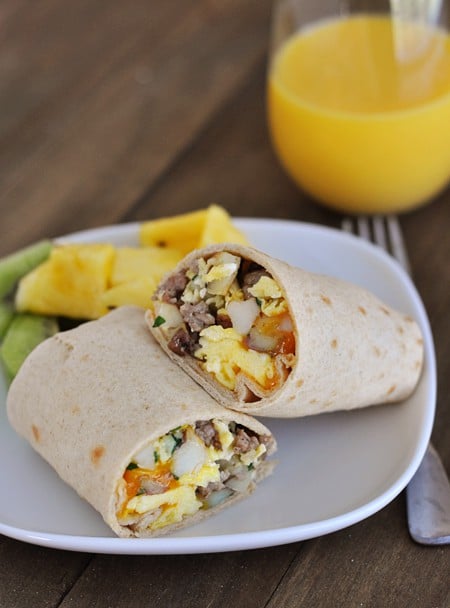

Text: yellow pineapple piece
xmin=15 ymin=244 xmax=115 ymax=320
xmin=139 ymin=208 xmax=207 ymax=255
xmin=111 ymin=247 xmax=183 ymax=286
xmin=139 ymin=205 xmax=248 ymax=255
xmin=200 ymin=205 xmax=249 ymax=247
xmin=14 ymin=207 xmax=248 ymax=322
xmin=102 ymin=278 xmax=158 ymax=310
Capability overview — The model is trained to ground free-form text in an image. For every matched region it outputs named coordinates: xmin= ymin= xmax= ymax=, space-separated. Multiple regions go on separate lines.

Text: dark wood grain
xmin=266 ymin=499 xmax=449 ymax=608
xmin=0 ymin=0 xmax=273 ymax=254
xmin=403 ymin=197 xmax=450 ymax=457
xmin=0 ymin=1 xmax=449 ymax=607
xmin=57 ymin=545 xmax=299 ymax=608
xmin=0 ymin=536 xmax=91 ymax=608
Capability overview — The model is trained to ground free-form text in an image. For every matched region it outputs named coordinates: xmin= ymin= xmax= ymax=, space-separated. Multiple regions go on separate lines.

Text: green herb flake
xmin=152 ymin=315 xmax=166 ymax=328
xmin=170 ymin=434 xmax=183 ymax=454
xmin=247 ymin=463 xmax=254 ymax=471
xmin=153 ymin=450 xmax=159 ymax=463
xmin=126 ymin=462 xmax=138 ymax=470
xmin=255 ymin=298 xmax=262 ymax=307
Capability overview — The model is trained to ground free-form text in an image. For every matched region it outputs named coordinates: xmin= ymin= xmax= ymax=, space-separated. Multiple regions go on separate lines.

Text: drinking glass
xmin=267 ymin=0 xmax=450 ymax=214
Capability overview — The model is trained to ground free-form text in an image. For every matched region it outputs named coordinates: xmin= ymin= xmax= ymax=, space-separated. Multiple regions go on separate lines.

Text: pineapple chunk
xmin=102 ymin=278 xmax=158 ymax=310
xmin=15 ymin=244 xmax=115 ymax=320
xmin=139 ymin=205 xmax=248 ymax=255
xmin=111 ymin=247 xmax=182 ymax=286
xmin=139 ymin=208 xmax=207 ymax=255
xmin=200 ymin=205 xmax=249 ymax=247
xmin=13 ymin=207 xmax=248 ymax=322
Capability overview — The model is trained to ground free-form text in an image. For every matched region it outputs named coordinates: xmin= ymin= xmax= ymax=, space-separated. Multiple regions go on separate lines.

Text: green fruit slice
xmin=1 ymin=314 xmax=58 ymax=381
xmin=0 ymin=240 xmax=52 ymax=299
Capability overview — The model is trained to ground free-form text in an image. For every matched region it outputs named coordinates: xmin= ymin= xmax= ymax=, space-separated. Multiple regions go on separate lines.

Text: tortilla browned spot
xmin=91 ymin=445 xmax=105 ymax=465
xmin=32 ymin=425 xmax=40 ymax=442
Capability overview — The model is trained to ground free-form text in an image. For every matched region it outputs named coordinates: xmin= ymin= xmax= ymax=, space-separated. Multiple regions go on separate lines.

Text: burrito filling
xmin=152 ymin=253 xmax=296 ymax=400
xmin=117 ymin=419 xmax=272 ymax=533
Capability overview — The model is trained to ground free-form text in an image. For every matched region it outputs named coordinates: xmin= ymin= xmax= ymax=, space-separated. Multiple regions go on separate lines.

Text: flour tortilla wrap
xmin=6 ymin=306 xmax=276 ymax=538
xmin=147 ymin=243 xmax=424 ymax=417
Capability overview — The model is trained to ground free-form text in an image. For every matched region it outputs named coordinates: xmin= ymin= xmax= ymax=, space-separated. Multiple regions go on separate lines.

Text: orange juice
xmin=268 ymin=15 xmax=450 ymax=213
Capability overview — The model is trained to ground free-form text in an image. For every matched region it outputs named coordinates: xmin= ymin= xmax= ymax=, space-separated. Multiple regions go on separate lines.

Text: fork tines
xmin=342 ymin=215 xmax=411 ymax=276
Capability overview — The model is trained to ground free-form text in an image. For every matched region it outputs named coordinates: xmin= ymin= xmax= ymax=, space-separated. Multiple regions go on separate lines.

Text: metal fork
xmin=342 ymin=215 xmax=450 ymax=545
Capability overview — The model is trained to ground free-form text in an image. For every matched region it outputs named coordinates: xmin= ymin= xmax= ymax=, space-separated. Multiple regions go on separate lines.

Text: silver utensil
xmin=341 ymin=214 xmax=450 ymax=545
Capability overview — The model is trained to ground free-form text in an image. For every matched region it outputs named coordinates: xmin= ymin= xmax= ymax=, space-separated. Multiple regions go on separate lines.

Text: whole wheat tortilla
xmin=6 ymin=305 xmax=276 ymax=538
xmin=147 ymin=243 xmax=424 ymax=417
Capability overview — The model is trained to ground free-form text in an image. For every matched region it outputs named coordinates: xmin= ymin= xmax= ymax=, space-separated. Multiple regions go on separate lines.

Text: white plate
xmin=0 ymin=218 xmax=436 ymax=554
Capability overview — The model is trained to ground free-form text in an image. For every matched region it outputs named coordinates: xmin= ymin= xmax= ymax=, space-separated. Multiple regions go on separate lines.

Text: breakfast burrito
xmin=6 ymin=306 xmax=276 ymax=538
xmin=147 ymin=243 xmax=424 ymax=417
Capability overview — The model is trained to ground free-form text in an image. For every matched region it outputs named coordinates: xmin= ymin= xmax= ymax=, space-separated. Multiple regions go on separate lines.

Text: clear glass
xmin=267 ymin=0 xmax=450 ymax=214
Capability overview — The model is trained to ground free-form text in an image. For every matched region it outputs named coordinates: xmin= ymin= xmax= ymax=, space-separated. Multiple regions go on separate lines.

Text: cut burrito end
xmin=148 ymin=246 xmax=296 ymax=404
xmin=117 ymin=418 xmax=274 ymax=536
xmin=148 ymin=245 xmax=424 ymax=418
xmin=6 ymin=306 xmax=276 ymax=539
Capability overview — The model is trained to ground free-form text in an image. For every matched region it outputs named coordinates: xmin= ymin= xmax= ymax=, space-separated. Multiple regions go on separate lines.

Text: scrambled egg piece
xmin=209 ymin=419 xmax=234 ymax=457
xmin=126 ymin=463 xmax=221 ymax=530
xmin=248 ymin=277 xmax=288 ymax=317
xmin=127 ymin=485 xmax=197 ymax=515
xmin=204 ymin=262 xmax=238 ymax=284
xmin=178 ymin=463 xmax=221 ymax=489
xmin=195 ymin=326 xmax=276 ymax=390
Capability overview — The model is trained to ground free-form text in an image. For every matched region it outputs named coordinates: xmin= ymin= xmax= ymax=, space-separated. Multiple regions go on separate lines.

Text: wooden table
xmin=1 ymin=2 xmax=449 ymax=606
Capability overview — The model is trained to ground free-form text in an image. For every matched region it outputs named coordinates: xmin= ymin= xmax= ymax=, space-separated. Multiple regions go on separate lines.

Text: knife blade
xmin=406 ymin=444 xmax=450 ymax=545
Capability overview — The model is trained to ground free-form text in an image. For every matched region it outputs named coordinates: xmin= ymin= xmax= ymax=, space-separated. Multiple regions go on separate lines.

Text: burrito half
xmin=6 ymin=306 xmax=276 ymax=538
xmin=147 ymin=243 xmax=424 ymax=417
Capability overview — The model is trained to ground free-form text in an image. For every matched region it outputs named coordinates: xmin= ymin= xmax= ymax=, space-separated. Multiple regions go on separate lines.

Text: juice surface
xmin=268 ymin=15 xmax=450 ymax=213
